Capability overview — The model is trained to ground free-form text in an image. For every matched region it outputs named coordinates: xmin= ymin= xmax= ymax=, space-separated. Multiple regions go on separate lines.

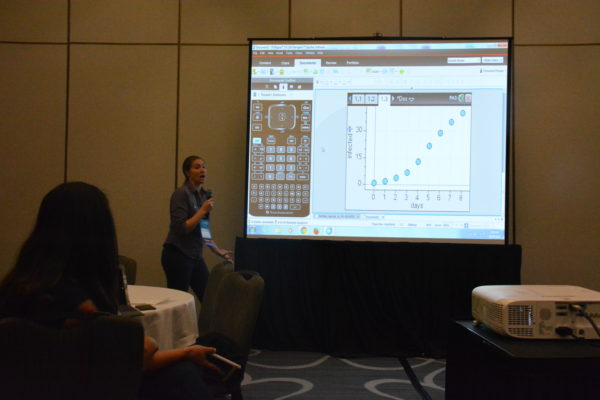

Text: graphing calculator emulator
xmin=249 ymin=100 xmax=312 ymax=218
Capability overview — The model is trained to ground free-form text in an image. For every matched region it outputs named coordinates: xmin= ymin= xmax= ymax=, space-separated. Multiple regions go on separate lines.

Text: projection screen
xmin=244 ymin=38 xmax=511 ymax=243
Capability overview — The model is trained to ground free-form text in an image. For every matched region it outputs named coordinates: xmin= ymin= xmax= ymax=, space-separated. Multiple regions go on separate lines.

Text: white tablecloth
xmin=128 ymin=285 xmax=199 ymax=350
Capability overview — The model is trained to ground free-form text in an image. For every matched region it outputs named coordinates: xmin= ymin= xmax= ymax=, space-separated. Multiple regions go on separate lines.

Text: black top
xmin=0 ymin=276 xmax=92 ymax=328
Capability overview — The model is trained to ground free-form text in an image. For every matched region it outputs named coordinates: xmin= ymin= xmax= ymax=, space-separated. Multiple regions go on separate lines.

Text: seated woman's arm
xmin=142 ymin=337 xmax=220 ymax=374
xmin=75 ymin=299 xmax=220 ymax=375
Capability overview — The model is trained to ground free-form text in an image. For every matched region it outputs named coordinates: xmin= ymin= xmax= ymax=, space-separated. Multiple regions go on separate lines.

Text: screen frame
xmin=243 ymin=36 xmax=512 ymax=245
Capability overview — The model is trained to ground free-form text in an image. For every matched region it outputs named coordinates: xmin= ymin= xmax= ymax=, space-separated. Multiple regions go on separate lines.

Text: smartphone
xmin=135 ymin=303 xmax=156 ymax=311
xmin=209 ymin=353 xmax=242 ymax=382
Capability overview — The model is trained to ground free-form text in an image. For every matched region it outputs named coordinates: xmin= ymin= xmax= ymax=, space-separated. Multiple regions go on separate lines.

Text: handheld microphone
xmin=205 ymin=189 xmax=213 ymax=219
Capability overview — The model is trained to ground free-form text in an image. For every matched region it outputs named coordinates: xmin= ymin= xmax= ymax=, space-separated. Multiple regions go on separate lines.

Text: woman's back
xmin=0 ymin=182 xmax=120 ymax=319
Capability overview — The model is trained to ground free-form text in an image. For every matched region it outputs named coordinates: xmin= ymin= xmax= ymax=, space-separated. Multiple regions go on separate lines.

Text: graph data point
xmin=449 ymin=119 xmax=455 ymax=126
xmin=371 ymin=179 xmax=377 ymax=187
xmin=416 ymin=158 xmax=422 ymax=165
xmin=404 ymin=169 xmax=411 ymax=176
xmin=437 ymin=130 xmax=444 ymax=137
xmin=427 ymin=142 xmax=433 ymax=149
xmin=383 ymin=178 xmax=388 ymax=185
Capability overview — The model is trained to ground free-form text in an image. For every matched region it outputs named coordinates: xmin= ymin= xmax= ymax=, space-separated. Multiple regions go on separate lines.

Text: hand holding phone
xmin=209 ymin=353 xmax=242 ymax=382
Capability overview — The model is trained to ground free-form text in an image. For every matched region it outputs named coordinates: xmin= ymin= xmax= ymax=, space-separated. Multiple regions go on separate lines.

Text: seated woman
xmin=0 ymin=182 xmax=220 ymax=400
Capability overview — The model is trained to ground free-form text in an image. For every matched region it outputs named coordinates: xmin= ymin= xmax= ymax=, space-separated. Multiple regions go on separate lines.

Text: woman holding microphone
xmin=161 ymin=155 xmax=232 ymax=301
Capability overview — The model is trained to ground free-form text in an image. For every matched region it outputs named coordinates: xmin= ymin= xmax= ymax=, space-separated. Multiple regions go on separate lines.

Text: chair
xmin=198 ymin=261 xmax=235 ymax=334
xmin=197 ymin=265 xmax=265 ymax=400
xmin=212 ymin=270 xmax=265 ymax=355
xmin=119 ymin=254 xmax=138 ymax=284
xmin=0 ymin=315 xmax=144 ymax=400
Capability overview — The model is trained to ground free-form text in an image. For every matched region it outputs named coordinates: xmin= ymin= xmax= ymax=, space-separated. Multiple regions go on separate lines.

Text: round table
xmin=128 ymin=285 xmax=199 ymax=350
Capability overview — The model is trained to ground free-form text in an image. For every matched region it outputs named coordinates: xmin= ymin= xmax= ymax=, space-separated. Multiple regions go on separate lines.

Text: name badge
xmin=200 ymin=219 xmax=215 ymax=247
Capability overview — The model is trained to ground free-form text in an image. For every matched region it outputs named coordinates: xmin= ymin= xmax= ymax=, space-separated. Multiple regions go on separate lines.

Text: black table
xmin=445 ymin=320 xmax=600 ymax=399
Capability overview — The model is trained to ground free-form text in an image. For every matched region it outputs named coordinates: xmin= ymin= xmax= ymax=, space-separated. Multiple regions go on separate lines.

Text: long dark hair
xmin=0 ymin=182 xmax=120 ymax=316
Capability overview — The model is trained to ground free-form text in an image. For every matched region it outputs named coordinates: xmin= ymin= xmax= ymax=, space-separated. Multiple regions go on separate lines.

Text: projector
xmin=472 ymin=285 xmax=600 ymax=339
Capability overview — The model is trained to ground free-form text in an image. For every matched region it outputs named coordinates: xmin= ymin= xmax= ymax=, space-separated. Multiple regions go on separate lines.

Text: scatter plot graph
xmin=345 ymin=92 xmax=471 ymax=212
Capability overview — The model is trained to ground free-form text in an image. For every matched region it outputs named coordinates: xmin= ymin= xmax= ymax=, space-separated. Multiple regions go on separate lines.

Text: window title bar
xmin=252 ymin=41 xmax=509 ymax=51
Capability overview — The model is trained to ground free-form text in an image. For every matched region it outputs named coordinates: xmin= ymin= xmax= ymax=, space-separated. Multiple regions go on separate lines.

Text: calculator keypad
xmin=249 ymin=100 xmax=311 ymax=217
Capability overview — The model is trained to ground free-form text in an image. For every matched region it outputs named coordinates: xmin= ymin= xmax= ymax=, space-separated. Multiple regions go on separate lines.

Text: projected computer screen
xmin=244 ymin=38 xmax=511 ymax=243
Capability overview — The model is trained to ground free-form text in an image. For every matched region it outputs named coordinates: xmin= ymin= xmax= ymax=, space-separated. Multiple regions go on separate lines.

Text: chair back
xmin=119 ymin=254 xmax=138 ymax=285
xmin=198 ymin=261 xmax=235 ymax=334
xmin=0 ymin=315 xmax=144 ymax=400
xmin=211 ymin=270 xmax=265 ymax=354
xmin=197 ymin=268 xmax=264 ymax=400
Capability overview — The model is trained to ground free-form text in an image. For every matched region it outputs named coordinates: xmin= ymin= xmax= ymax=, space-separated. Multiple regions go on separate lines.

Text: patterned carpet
xmin=242 ymin=350 xmax=446 ymax=400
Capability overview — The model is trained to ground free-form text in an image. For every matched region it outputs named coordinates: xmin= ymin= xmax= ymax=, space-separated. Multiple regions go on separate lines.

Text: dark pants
xmin=161 ymin=244 xmax=209 ymax=301
xmin=139 ymin=360 xmax=213 ymax=400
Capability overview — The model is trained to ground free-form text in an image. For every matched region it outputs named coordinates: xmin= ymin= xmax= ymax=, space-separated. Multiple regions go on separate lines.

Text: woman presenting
xmin=162 ymin=155 xmax=232 ymax=302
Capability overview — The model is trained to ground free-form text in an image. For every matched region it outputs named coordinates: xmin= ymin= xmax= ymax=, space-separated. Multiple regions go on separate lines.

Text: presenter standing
xmin=162 ymin=155 xmax=232 ymax=301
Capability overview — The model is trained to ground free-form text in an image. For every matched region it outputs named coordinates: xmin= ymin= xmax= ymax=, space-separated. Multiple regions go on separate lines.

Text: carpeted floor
xmin=242 ymin=350 xmax=445 ymax=400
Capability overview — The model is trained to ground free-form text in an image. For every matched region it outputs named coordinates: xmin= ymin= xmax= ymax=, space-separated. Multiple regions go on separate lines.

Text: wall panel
xmin=68 ymin=44 xmax=177 ymax=286
xmin=291 ymin=0 xmax=400 ymax=38
xmin=402 ymin=0 xmax=511 ymax=38
xmin=0 ymin=44 xmax=67 ymax=277
xmin=515 ymin=0 xmax=600 ymax=44
xmin=182 ymin=0 xmax=288 ymax=44
xmin=514 ymin=45 xmax=600 ymax=289
xmin=70 ymin=0 xmax=178 ymax=43
xmin=0 ymin=0 xmax=67 ymax=42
